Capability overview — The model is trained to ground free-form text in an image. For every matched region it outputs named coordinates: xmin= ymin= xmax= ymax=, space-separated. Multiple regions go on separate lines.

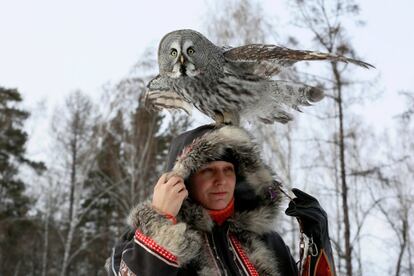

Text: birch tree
xmin=374 ymin=92 xmax=414 ymax=276
xmin=50 ymin=90 xmax=101 ymax=276
xmin=289 ymin=0 xmax=377 ymax=274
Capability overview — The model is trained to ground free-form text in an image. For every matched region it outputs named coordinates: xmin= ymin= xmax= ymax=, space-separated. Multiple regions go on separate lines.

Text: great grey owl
xmin=145 ymin=29 xmax=373 ymax=125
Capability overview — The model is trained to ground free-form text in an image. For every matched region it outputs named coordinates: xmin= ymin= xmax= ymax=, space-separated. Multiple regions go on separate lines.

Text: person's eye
xmin=224 ymin=167 xmax=234 ymax=174
xmin=201 ymin=168 xmax=213 ymax=175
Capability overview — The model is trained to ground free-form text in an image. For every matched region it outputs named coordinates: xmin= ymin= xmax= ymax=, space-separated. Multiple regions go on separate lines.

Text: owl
xmin=145 ymin=29 xmax=373 ymax=125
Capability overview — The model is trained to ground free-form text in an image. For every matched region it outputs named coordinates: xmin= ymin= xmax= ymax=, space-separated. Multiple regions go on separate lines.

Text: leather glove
xmin=285 ymin=188 xmax=328 ymax=246
xmin=285 ymin=188 xmax=336 ymax=276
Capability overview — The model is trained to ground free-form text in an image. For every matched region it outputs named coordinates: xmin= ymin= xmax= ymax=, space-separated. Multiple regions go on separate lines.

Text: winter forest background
xmin=1 ymin=0 xmax=413 ymax=275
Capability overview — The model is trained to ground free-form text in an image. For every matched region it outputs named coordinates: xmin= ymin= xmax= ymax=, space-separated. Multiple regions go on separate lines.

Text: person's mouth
xmin=211 ymin=192 xmax=227 ymax=197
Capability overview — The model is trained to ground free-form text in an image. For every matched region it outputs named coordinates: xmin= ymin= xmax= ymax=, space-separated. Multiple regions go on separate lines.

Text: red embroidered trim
xmin=164 ymin=213 xmax=177 ymax=224
xmin=134 ymin=230 xmax=178 ymax=266
xmin=229 ymin=234 xmax=259 ymax=276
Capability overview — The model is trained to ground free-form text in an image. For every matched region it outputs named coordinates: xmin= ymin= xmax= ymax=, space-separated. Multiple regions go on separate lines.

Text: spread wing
xmin=223 ymin=44 xmax=374 ymax=78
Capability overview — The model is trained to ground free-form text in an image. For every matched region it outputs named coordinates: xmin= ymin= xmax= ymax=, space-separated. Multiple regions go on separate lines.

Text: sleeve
xmin=301 ymin=238 xmax=336 ymax=276
xmin=285 ymin=188 xmax=336 ymax=276
xmin=262 ymin=231 xmax=335 ymax=276
xmin=107 ymin=201 xmax=202 ymax=276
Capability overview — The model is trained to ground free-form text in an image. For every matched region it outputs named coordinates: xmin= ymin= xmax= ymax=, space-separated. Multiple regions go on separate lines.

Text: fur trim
xmin=229 ymin=204 xmax=278 ymax=235
xmin=128 ymin=201 xmax=202 ymax=265
xmin=178 ymin=200 xmax=214 ymax=232
xmin=243 ymin=237 xmax=281 ymax=276
xmin=170 ymin=125 xmax=283 ymax=234
xmin=104 ymin=257 xmax=111 ymax=273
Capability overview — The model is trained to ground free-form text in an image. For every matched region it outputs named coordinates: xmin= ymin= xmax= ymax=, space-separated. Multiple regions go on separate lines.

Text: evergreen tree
xmin=0 ymin=86 xmax=45 ymax=275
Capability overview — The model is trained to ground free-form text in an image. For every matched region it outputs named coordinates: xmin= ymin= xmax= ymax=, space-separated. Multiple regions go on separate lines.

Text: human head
xmin=165 ymin=124 xmax=239 ymax=210
xmin=165 ymin=124 xmax=281 ymax=215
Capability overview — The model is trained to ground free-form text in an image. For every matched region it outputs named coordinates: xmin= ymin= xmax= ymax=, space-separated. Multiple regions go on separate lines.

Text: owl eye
xmin=170 ymin=49 xmax=178 ymax=57
xmin=187 ymin=47 xmax=195 ymax=55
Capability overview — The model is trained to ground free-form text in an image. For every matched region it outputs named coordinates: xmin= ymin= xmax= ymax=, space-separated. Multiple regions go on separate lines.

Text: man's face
xmin=189 ymin=161 xmax=236 ymax=210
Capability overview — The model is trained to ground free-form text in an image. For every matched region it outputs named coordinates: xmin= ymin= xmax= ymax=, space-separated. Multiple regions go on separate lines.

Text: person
xmin=108 ymin=124 xmax=336 ymax=276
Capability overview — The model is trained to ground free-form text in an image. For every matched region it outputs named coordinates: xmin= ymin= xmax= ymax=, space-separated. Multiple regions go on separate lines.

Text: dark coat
xmin=108 ymin=221 xmax=297 ymax=276
xmin=108 ymin=124 xmax=334 ymax=275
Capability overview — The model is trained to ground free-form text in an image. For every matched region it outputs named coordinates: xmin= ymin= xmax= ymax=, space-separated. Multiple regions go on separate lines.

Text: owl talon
xmin=213 ymin=111 xmax=239 ymax=126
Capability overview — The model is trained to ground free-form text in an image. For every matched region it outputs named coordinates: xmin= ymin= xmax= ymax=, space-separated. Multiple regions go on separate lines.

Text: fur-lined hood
xmin=167 ymin=124 xmax=284 ymax=234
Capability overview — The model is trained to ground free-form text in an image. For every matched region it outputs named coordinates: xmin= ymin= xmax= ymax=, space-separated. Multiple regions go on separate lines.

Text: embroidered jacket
xmin=108 ymin=124 xmax=335 ymax=276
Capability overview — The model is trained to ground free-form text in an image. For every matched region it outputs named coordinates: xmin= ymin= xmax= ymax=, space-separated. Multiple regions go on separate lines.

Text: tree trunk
xmin=60 ymin=217 xmax=76 ymax=276
xmin=395 ymin=219 xmax=408 ymax=276
xmin=334 ymin=64 xmax=353 ymax=276
xmin=41 ymin=207 xmax=50 ymax=276
xmin=332 ymin=141 xmax=342 ymax=272
xmin=68 ymin=131 xmax=78 ymax=221
xmin=408 ymin=228 xmax=414 ymax=276
xmin=61 ymin=131 xmax=79 ymax=276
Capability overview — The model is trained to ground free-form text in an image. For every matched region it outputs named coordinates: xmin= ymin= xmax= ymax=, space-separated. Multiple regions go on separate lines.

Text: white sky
xmin=1 ymin=1 xmax=413 ymax=274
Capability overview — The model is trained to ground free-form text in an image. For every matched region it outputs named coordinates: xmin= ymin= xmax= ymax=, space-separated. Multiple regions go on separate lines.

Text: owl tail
xmin=269 ymin=80 xmax=324 ymax=107
xmin=253 ymin=80 xmax=324 ymax=124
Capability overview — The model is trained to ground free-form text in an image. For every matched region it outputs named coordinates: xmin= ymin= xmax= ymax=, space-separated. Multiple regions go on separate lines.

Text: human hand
xmin=285 ymin=188 xmax=329 ymax=246
xmin=152 ymin=174 xmax=188 ymax=217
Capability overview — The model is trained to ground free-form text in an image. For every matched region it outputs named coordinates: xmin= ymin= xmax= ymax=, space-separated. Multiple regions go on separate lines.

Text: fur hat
xmin=165 ymin=124 xmax=217 ymax=172
xmin=166 ymin=124 xmax=240 ymax=179
xmin=164 ymin=124 xmax=282 ymax=213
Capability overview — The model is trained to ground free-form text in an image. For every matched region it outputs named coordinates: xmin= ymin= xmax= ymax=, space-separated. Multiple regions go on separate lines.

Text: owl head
xmin=157 ymin=29 xmax=221 ymax=78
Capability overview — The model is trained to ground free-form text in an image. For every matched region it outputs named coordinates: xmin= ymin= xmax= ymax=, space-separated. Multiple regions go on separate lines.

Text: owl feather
xmin=145 ymin=29 xmax=374 ymax=125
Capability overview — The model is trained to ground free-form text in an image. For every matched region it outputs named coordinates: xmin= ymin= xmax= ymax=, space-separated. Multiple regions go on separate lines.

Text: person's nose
xmin=214 ymin=170 xmax=227 ymax=186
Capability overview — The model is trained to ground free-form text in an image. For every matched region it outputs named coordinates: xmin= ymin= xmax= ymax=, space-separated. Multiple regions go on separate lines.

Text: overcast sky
xmin=1 ymin=0 xmax=413 ymax=160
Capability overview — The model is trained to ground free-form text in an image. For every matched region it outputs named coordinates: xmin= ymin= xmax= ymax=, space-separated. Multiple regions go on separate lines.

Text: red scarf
xmin=208 ymin=198 xmax=235 ymax=225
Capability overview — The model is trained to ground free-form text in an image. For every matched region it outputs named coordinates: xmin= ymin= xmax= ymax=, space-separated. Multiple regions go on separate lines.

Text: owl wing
xmin=223 ymin=44 xmax=374 ymax=77
xmin=145 ymin=75 xmax=192 ymax=115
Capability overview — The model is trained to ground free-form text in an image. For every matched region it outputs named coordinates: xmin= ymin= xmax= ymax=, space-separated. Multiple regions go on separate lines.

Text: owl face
xmin=158 ymin=29 xmax=214 ymax=79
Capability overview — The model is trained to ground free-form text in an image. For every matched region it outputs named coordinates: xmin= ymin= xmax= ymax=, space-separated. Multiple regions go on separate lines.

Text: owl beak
xmin=179 ymin=54 xmax=185 ymax=65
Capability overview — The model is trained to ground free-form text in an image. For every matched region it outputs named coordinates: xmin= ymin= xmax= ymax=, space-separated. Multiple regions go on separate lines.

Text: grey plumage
xmin=145 ymin=29 xmax=374 ymax=125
